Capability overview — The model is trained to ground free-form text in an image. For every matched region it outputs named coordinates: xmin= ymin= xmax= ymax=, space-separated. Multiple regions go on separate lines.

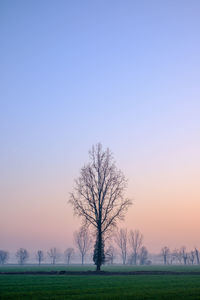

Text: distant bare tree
xmin=169 ymin=252 xmax=176 ymax=265
xmin=172 ymin=249 xmax=182 ymax=264
xmin=180 ymin=246 xmax=188 ymax=265
xmin=189 ymin=251 xmax=195 ymax=265
xmin=16 ymin=248 xmax=29 ymax=265
xmin=36 ymin=250 xmax=44 ymax=265
xmin=64 ymin=248 xmax=75 ymax=265
xmin=0 ymin=250 xmax=9 ymax=265
xmin=74 ymin=227 xmax=92 ymax=264
xmin=139 ymin=246 xmax=148 ymax=265
xmin=195 ymin=248 xmax=200 ymax=264
xmin=105 ymin=245 xmax=115 ymax=264
xmin=69 ymin=143 xmax=132 ymax=271
xmin=47 ymin=248 xmax=60 ymax=264
xmin=129 ymin=230 xmax=143 ymax=265
xmin=161 ymin=246 xmax=170 ymax=265
xmin=115 ymin=228 xmax=128 ymax=265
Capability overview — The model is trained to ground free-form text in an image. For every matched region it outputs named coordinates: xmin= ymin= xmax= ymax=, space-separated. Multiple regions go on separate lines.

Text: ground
xmin=1 ymin=265 xmax=200 ymax=299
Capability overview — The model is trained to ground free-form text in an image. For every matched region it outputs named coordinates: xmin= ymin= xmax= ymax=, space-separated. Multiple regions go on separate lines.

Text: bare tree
xmin=172 ymin=249 xmax=182 ymax=264
xmin=189 ymin=251 xmax=195 ymax=265
xmin=161 ymin=246 xmax=170 ymax=265
xmin=0 ymin=250 xmax=9 ymax=265
xmin=139 ymin=246 xmax=148 ymax=265
xmin=47 ymin=248 xmax=60 ymax=264
xmin=69 ymin=143 xmax=132 ymax=271
xmin=169 ymin=252 xmax=176 ymax=265
xmin=105 ymin=245 xmax=115 ymax=265
xmin=16 ymin=248 xmax=29 ymax=265
xmin=36 ymin=250 xmax=44 ymax=265
xmin=195 ymin=248 xmax=199 ymax=264
xmin=115 ymin=228 xmax=128 ymax=265
xmin=129 ymin=230 xmax=143 ymax=265
xmin=74 ymin=227 xmax=92 ymax=264
xmin=180 ymin=246 xmax=188 ymax=265
xmin=64 ymin=248 xmax=75 ymax=264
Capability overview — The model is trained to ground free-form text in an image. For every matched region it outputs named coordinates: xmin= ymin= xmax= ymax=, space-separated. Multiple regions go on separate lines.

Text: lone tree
xmin=69 ymin=143 xmax=132 ymax=271
xmin=93 ymin=236 xmax=105 ymax=266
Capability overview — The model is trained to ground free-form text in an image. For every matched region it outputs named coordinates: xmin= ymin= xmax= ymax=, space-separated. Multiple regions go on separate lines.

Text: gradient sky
xmin=1 ymin=0 xmax=200 ymax=253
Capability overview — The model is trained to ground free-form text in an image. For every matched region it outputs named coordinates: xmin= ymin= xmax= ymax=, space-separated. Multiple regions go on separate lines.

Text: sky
xmin=1 ymin=0 xmax=200 ymax=254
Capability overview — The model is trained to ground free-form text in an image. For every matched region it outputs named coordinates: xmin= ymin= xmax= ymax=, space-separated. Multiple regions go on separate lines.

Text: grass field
xmin=1 ymin=264 xmax=200 ymax=273
xmin=1 ymin=265 xmax=200 ymax=299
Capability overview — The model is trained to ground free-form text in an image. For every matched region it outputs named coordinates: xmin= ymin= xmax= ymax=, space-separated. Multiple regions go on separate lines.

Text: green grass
xmin=1 ymin=264 xmax=200 ymax=273
xmin=1 ymin=265 xmax=200 ymax=299
xmin=1 ymin=274 xmax=200 ymax=299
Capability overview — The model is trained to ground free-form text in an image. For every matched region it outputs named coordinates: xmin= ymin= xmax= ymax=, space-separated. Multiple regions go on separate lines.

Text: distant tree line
xmin=160 ymin=246 xmax=200 ymax=265
xmin=1 ymin=234 xmax=200 ymax=265
xmin=0 ymin=247 xmax=74 ymax=265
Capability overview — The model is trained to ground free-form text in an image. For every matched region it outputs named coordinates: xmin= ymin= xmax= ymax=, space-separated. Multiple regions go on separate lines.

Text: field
xmin=1 ymin=265 xmax=200 ymax=299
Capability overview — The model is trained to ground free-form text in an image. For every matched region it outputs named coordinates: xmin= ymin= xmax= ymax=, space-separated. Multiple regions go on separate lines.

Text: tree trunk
xmin=195 ymin=249 xmax=199 ymax=264
xmin=122 ymin=251 xmax=126 ymax=265
xmin=134 ymin=252 xmax=137 ymax=265
xmin=96 ymin=226 xmax=102 ymax=271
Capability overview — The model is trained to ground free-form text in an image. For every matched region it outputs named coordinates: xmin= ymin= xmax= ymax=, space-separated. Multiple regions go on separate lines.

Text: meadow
xmin=1 ymin=264 xmax=200 ymax=273
xmin=1 ymin=265 xmax=200 ymax=299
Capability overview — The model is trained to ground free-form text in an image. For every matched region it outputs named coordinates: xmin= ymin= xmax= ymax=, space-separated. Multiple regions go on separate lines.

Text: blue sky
xmin=1 ymin=0 xmax=200 ymax=251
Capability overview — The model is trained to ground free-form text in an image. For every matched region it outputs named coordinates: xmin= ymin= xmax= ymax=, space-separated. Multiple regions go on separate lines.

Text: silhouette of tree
xmin=129 ymin=230 xmax=143 ymax=265
xmin=161 ymin=246 xmax=170 ymax=265
xmin=74 ymin=227 xmax=92 ymax=264
xmin=0 ymin=250 xmax=9 ymax=265
xmin=105 ymin=245 xmax=115 ymax=264
xmin=69 ymin=143 xmax=132 ymax=271
xmin=47 ymin=248 xmax=60 ymax=264
xmin=115 ymin=228 xmax=128 ymax=265
xmin=16 ymin=248 xmax=29 ymax=265
xmin=36 ymin=250 xmax=44 ymax=265
xmin=64 ymin=248 xmax=75 ymax=265
xmin=139 ymin=246 xmax=148 ymax=265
